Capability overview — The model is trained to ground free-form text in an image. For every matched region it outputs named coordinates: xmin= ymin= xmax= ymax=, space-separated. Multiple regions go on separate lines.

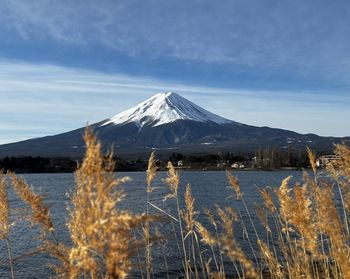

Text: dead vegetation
xmin=1 ymin=129 xmax=350 ymax=279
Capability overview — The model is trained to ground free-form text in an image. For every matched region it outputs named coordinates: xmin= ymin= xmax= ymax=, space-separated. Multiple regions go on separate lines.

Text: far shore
xmin=7 ymin=166 xmax=313 ymax=174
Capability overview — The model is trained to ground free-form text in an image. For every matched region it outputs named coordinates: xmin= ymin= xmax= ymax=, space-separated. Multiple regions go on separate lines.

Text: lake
xmin=0 ymin=170 xmax=311 ymax=278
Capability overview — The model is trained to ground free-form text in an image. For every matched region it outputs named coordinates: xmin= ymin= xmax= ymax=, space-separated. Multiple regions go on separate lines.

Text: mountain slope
xmin=0 ymin=92 xmax=348 ymax=158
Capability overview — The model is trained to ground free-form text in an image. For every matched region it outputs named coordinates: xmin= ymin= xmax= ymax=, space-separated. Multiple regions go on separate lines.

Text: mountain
xmin=0 ymin=92 xmax=348 ymax=158
xmin=102 ymin=92 xmax=234 ymax=128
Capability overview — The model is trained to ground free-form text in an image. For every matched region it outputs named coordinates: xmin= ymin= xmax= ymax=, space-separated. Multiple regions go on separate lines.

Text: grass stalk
xmin=6 ymin=237 xmax=16 ymax=279
xmin=176 ymin=196 xmax=190 ymax=278
xmin=3 ymin=130 xmax=350 ymax=279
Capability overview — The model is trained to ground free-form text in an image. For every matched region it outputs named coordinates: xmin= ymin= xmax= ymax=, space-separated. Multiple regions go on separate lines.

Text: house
xmin=317 ymin=155 xmax=341 ymax=167
xmin=231 ymin=162 xmax=239 ymax=169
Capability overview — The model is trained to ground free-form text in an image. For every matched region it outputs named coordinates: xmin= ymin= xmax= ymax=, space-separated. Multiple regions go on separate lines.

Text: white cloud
xmin=1 ymin=0 xmax=350 ymax=82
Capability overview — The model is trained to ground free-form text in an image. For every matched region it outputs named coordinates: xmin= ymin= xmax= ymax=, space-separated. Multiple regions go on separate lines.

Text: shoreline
xmin=7 ymin=167 xmax=312 ymax=174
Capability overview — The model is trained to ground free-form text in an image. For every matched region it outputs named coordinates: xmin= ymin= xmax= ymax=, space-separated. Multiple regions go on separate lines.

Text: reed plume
xmin=306 ymin=147 xmax=317 ymax=175
xmin=182 ymin=184 xmax=198 ymax=233
xmin=334 ymin=143 xmax=350 ymax=178
xmin=0 ymin=171 xmax=16 ymax=279
xmin=68 ymin=128 xmax=150 ymax=278
xmin=256 ymin=204 xmax=271 ymax=234
xmin=146 ymin=151 xmax=157 ymax=193
xmin=9 ymin=172 xmax=53 ymax=232
xmin=195 ymin=221 xmax=216 ymax=246
xmin=145 ymin=151 xmax=157 ymax=279
xmin=259 ymin=187 xmax=276 ymax=214
xmin=314 ymin=182 xmax=350 ymax=277
xmin=279 ymin=179 xmax=318 ymax=254
xmin=330 ymin=144 xmax=350 ymax=214
xmin=226 ymin=171 xmax=242 ymax=199
xmin=0 ymin=171 xmax=10 ymax=239
xmin=163 ymin=161 xmax=179 ymax=201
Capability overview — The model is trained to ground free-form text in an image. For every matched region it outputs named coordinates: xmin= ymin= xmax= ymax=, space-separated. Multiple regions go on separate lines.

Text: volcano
xmin=0 ymin=92 xmax=348 ymax=158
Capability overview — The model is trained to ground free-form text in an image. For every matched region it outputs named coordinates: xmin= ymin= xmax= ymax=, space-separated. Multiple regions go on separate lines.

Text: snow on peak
xmin=102 ymin=92 xmax=234 ymax=128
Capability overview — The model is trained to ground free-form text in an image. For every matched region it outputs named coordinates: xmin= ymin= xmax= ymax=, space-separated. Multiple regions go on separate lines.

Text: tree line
xmin=0 ymin=146 xmax=313 ymax=173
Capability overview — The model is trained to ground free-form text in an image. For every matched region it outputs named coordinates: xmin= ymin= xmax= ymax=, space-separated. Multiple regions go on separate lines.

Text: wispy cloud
xmin=0 ymin=60 xmax=349 ymax=144
xmin=1 ymin=0 xmax=350 ymax=85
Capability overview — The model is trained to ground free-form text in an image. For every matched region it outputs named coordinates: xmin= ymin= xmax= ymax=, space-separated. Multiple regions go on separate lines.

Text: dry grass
xmin=9 ymin=172 xmax=54 ymax=233
xmin=67 ymin=128 xmax=153 ymax=278
xmin=0 ymin=171 xmax=15 ymax=279
xmin=0 ymin=171 xmax=10 ymax=240
xmin=145 ymin=150 xmax=157 ymax=279
xmin=1 ymin=129 xmax=350 ymax=279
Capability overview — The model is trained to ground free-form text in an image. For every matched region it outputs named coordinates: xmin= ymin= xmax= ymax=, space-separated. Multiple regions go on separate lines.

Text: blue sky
xmin=1 ymin=0 xmax=350 ymax=144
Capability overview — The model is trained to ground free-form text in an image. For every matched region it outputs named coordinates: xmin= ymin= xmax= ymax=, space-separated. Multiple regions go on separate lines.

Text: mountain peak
xmin=151 ymin=91 xmax=182 ymax=101
xmin=161 ymin=91 xmax=176 ymax=97
xmin=102 ymin=92 xmax=234 ymax=128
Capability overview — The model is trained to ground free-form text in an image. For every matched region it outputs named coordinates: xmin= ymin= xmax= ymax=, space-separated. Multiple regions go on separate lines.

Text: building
xmin=317 ymin=155 xmax=341 ymax=167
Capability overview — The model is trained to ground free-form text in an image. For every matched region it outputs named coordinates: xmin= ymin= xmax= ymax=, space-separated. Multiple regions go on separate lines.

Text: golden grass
xmin=145 ymin=150 xmax=157 ymax=279
xmin=0 ymin=171 xmax=15 ymax=279
xmin=0 ymin=171 xmax=10 ymax=240
xmin=1 ymin=129 xmax=350 ymax=279
xmin=9 ymin=172 xmax=54 ymax=233
xmin=67 ymin=128 xmax=152 ymax=278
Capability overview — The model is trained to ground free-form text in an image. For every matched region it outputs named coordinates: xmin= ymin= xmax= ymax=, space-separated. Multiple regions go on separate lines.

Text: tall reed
xmin=9 ymin=172 xmax=54 ymax=233
xmin=0 ymin=171 xmax=15 ymax=279
xmin=1 ymin=128 xmax=350 ymax=279
xmin=145 ymin=151 xmax=156 ymax=279
xmin=67 ymin=128 xmax=151 ymax=278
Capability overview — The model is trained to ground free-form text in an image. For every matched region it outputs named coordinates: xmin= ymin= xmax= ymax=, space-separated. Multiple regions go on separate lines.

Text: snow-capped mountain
xmin=0 ymin=92 xmax=348 ymax=158
xmin=102 ymin=92 xmax=234 ymax=128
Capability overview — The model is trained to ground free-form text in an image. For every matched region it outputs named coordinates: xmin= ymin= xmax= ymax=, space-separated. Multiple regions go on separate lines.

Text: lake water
xmin=0 ymin=170 xmax=311 ymax=278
